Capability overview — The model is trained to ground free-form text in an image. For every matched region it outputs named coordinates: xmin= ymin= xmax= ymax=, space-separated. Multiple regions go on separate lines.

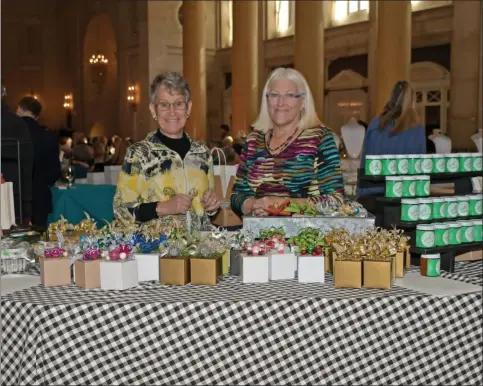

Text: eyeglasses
xmin=155 ymin=100 xmax=187 ymax=111
xmin=266 ymin=92 xmax=305 ymax=103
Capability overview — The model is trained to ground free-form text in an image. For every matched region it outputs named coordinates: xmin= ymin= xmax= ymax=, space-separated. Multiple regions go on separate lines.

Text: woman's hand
xmin=252 ymin=196 xmax=283 ymax=216
xmin=156 ymin=194 xmax=193 ymax=216
xmin=201 ymin=190 xmax=220 ymax=213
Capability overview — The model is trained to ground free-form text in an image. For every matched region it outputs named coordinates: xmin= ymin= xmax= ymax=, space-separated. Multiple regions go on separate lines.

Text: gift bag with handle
xmin=210 ymin=147 xmax=242 ymax=227
xmin=1 ymin=181 xmax=16 ymax=230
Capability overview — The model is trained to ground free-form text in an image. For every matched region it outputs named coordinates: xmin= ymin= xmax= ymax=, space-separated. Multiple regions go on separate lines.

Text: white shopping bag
xmin=211 ymin=147 xmax=238 ymax=198
xmin=1 ymin=182 xmax=16 ymax=230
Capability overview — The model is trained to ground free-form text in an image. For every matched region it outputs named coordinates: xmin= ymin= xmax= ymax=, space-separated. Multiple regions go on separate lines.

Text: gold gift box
xmin=40 ymin=257 xmax=71 ymax=287
xmin=333 ymin=260 xmax=362 ymax=288
xmin=323 ymin=247 xmax=333 ymax=273
xmin=190 ymin=256 xmax=222 ymax=286
xmin=405 ymin=246 xmax=411 ymax=269
xmin=75 ymin=260 xmax=100 ymax=289
xmin=363 ymin=260 xmax=392 ymax=289
xmin=160 ymin=256 xmax=190 ymax=286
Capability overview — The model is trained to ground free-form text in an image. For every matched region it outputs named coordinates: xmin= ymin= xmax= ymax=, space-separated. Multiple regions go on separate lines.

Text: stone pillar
xmin=367 ymin=0 xmax=378 ymax=120
xmin=232 ymin=1 xmax=259 ymax=136
xmin=294 ymin=0 xmax=324 ymax=119
xmin=478 ymin=4 xmax=483 ymax=132
xmin=182 ymin=0 xmax=207 ymax=141
xmin=374 ymin=1 xmax=411 ymax=115
xmin=450 ymin=0 xmax=481 ymax=150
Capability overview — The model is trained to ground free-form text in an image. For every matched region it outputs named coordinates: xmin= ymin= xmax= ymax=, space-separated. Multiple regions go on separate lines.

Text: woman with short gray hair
xmin=114 ymin=72 xmax=220 ymax=229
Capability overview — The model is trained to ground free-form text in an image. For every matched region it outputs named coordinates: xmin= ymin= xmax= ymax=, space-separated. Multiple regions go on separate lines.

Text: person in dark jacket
xmin=1 ymin=82 xmax=34 ymax=226
xmin=17 ymin=96 xmax=61 ymax=229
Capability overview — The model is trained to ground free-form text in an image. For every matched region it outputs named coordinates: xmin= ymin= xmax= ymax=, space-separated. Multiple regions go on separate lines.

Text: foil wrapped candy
xmin=44 ymin=247 xmax=68 ymax=258
xmin=315 ymin=200 xmax=368 ymax=218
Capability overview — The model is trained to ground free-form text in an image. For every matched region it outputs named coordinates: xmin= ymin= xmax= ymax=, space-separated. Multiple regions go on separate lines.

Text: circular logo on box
xmin=424 ymin=181 xmax=430 ymax=195
xmin=419 ymin=204 xmax=431 ymax=220
xmin=398 ymin=159 xmax=409 ymax=174
xmin=436 ymin=159 xmax=445 ymax=172
xmin=393 ymin=182 xmax=403 ymax=197
xmin=440 ymin=205 xmax=446 ymax=217
xmin=443 ymin=230 xmax=449 ymax=245
xmin=448 ymin=203 xmax=458 ymax=217
xmin=474 ymin=158 xmax=482 ymax=170
xmin=408 ymin=206 xmax=419 ymax=221
xmin=456 ymin=229 xmax=462 ymax=243
xmin=421 ymin=159 xmax=433 ymax=173
xmin=458 ymin=202 xmax=469 ymax=216
xmin=422 ymin=232 xmax=435 ymax=247
xmin=415 ymin=159 xmax=422 ymax=173
xmin=409 ymin=183 xmax=416 ymax=196
xmin=447 ymin=158 xmax=459 ymax=172
xmin=465 ymin=228 xmax=474 ymax=242
xmin=476 ymin=201 xmax=482 ymax=215
xmin=464 ymin=159 xmax=472 ymax=171
xmin=388 ymin=160 xmax=397 ymax=174
xmin=369 ymin=160 xmax=382 ymax=175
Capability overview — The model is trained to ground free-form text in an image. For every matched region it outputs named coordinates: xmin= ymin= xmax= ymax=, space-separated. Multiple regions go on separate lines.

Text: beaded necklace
xmin=267 ymin=127 xmax=300 ymax=154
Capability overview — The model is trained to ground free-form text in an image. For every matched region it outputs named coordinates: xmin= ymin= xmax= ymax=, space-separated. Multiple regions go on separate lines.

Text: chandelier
xmin=89 ymin=54 xmax=109 ymax=93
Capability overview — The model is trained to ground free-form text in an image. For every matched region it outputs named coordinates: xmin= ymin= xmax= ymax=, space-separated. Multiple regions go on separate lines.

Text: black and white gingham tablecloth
xmin=1 ymin=261 xmax=482 ymax=385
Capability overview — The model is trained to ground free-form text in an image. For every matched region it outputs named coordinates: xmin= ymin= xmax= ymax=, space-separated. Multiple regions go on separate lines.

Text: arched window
xmin=267 ymin=0 xmax=295 ymax=39
xmin=332 ymin=0 xmax=369 ymax=26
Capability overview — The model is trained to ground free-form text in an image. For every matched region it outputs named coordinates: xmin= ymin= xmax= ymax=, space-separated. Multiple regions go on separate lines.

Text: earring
xmin=187 ymin=114 xmax=190 ymax=119
xmin=153 ymin=116 xmax=157 ymax=121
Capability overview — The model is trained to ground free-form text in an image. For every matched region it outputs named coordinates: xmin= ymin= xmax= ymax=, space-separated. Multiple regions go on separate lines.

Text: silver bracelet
xmin=206 ymin=209 xmax=219 ymax=217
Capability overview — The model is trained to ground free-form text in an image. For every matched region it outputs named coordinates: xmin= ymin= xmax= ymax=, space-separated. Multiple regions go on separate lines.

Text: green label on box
xmin=475 ymin=201 xmax=482 ymax=215
xmin=458 ymin=202 xmax=470 ymax=217
xmin=367 ymin=159 xmax=382 ymax=175
xmin=417 ymin=230 xmax=435 ymax=248
xmin=463 ymin=158 xmax=472 ymax=171
xmin=421 ymin=159 xmax=433 ymax=173
xmin=473 ymin=157 xmax=482 ymax=171
xmin=446 ymin=158 xmax=459 ymax=173
xmin=433 ymin=158 xmax=445 ymax=173
xmin=398 ymin=159 xmax=409 ymax=174
xmin=419 ymin=204 xmax=432 ymax=220
xmin=447 ymin=203 xmax=458 ymax=218
xmin=426 ymin=258 xmax=440 ymax=277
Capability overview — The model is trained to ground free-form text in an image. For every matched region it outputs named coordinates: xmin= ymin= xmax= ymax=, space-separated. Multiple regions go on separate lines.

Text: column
xmin=450 ymin=0 xmax=481 ymax=149
xmin=367 ymin=0 xmax=378 ymax=119
xmin=232 ymin=1 xmax=259 ymax=136
xmin=182 ymin=0 xmax=207 ymax=141
xmin=295 ymin=0 xmax=324 ymax=119
xmin=374 ymin=1 xmax=411 ymax=115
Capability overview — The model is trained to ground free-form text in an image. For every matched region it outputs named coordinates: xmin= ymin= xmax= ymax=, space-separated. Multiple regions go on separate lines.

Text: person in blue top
xmin=358 ymin=80 xmax=426 ymax=196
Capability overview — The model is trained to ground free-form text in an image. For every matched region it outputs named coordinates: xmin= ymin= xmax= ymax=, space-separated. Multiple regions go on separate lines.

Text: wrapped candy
xmin=44 ymin=247 xmax=68 ymax=258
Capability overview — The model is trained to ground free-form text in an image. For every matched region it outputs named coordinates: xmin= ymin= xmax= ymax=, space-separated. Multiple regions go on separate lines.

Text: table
xmin=49 ymin=184 xmax=116 ymax=226
xmin=1 ymin=262 xmax=481 ymax=385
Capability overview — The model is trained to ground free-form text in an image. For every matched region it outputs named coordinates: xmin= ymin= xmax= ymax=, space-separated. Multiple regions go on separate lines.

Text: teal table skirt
xmin=48 ymin=184 xmax=116 ymax=226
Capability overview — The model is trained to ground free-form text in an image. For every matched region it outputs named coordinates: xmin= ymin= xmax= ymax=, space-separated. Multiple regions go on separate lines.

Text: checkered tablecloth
xmin=1 ymin=261 xmax=482 ymax=385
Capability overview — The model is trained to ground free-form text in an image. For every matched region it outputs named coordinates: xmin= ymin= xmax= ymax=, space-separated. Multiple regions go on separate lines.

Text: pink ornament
xmin=51 ymin=248 xmax=61 ymax=258
xmin=251 ymin=245 xmax=260 ymax=256
xmin=109 ymin=248 xmax=120 ymax=261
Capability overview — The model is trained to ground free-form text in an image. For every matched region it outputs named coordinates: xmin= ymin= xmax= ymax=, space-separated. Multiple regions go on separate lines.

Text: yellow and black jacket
xmin=113 ymin=131 xmax=215 ymax=230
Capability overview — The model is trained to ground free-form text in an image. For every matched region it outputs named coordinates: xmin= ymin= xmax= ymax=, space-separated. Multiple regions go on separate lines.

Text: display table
xmin=49 ymin=184 xmax=116 ymax=226
xmin=1 ymin=262 xmax=481 ymax=385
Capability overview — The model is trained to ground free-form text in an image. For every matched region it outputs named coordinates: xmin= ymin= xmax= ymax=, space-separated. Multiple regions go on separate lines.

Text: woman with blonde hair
xmin=358 ymin=80 xmax=426 ymax=196
xmin=230 ymin=67 xmax=344 ymax=217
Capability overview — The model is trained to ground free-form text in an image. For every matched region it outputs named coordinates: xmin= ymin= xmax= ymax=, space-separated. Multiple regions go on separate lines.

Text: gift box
xmin=363 ymin=259 xmax=392 ymax=289
xmin=269 ymin=252 xmax=296 ymax=280
xmin=40 ymin=257 xmax=71 ymax=287
xmin=405 ymin=246 xmax=411 ymax=268
xmin=134 ymin=253 xmax=160 ymax=282
xmin=230 ymin=250 xmax=242 ymax=276
xmin=395 ymin=251 xmax=406 ymax=278
xmin=297 ymin=254 xmax=325 ymax=283
xmin=333 ymin=260 xmax=362 ymax=288
xmin=160 ymin=256 xmax=190 ymax=285
xmin=100 ymin=259 xmax=139 ymax=290
xmin=323 ymin=247 xmax=333 ymax=273
xmin=241 ymin=255 xmax=269 ymax=283
xmin=74 ymin=260 xmax=100 ymax=288
xmin=190 ymin=256 xmax=222 ymax=285
xmin=222 ymin=249 xmax=229 ymax=275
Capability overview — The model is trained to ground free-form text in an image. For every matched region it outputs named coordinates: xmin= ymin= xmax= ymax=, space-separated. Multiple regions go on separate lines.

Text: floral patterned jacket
xmin=113 ymin=131 xmax=215 ymax=230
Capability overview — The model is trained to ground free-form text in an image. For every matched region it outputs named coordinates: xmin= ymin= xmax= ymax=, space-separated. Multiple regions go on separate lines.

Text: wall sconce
xmin=127 ymin=84 xmax=139 ymax=108
xmin=89 ymin=53 xmax=109 ymax=93
xmin=63 ymin=93 xmax=74 ymax=110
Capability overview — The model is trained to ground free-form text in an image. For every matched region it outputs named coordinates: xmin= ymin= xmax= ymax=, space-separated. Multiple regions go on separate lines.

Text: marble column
xmin=232 ymin=0 xmax=260 ymax=136
xmin=294 ymin=0 xmax=324 ymax=119
xmin=182 ymin=0 xmax=207 ymax=141
xmin=450 ymin=0 xmax=481 ymax=150
xmin=367 ymin=0 xmax=378 ymax=120
xmin=374 ymin=1 xmax=411 ymax=115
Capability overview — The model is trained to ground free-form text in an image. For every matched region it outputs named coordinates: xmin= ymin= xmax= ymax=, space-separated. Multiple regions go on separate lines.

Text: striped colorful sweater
xmin=230 ymin=125 xmax=344 ymax=216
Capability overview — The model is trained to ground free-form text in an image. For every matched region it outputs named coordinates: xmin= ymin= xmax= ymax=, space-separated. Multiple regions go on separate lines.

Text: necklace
xmin=267 ymin=128 xmax=299 ymax=154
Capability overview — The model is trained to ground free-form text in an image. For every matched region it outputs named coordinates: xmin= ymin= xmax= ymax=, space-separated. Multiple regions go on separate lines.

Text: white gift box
xmin=134 ymin=254 xmax=160 ymax=282
xmin=241 ymin=255 xmax=269 ymax=283
xmin=298 ymin=254 xmax=325 ymax=283
xmin=104 ymin=166 xmax=122 ymax=185
xmin=269 ymin=252 xmax=296 ymax=280
xmin=100 ymin=259 xmax=139 ymax=290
